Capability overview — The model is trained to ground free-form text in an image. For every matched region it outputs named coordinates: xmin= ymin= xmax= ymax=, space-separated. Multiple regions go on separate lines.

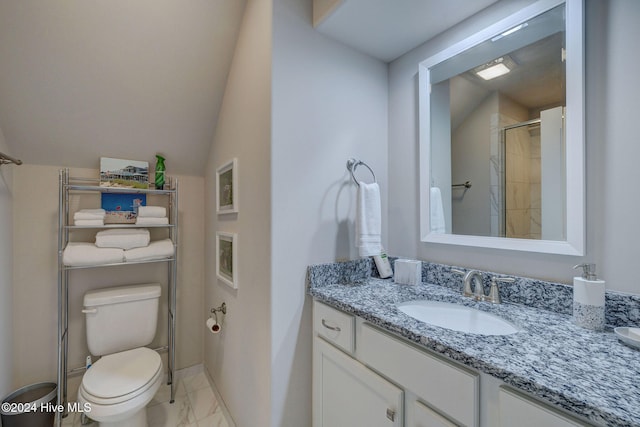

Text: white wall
xmin=0 ymin=127 xmax=13 ymax=397
xmin=204 ymin=2 xmax=388 ymax=425
xmin=587 ymin=0 xmax=640 ymax=294
xmin=271 ymin=0 xmax=388 ymax=425
xmin=388 ymin=0 xmax=640 ymax=294
xmin=203 ymin=1 xmax=272 ymax=426
xmin=11 ymin=165 xmax=204 ymax=397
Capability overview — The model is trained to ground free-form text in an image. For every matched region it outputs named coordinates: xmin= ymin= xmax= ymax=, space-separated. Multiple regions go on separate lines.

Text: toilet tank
xmin=83 ymin=284 xmax=161 ymax=356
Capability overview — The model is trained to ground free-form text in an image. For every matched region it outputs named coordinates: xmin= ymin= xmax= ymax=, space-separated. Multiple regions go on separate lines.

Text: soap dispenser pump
xmin=572 ymin=263 xmax=605 ymax=331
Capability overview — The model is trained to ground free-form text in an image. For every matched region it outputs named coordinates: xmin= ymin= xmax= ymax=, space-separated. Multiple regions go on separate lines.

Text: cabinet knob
xmin=386 ymin=408 xmax=395 ymax=422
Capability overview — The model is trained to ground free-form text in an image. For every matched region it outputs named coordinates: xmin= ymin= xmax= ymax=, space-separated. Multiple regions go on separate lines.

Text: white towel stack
xmin=124 ymin=238 xmax=174 ymax=262
xmin=95 ymin=228 xmax=150 ymax=250
xmin=62 ymin=207 xmax=176 ymax=267
xmin=63 ymin=237 xmax=175 ymax=267
xmin=74 ymin=209 xmax=106 ymax=226
xmin=136 ymin=206 xmax=168 ymax=225
xmin=63 ymin=242 xmax=124 ymax=266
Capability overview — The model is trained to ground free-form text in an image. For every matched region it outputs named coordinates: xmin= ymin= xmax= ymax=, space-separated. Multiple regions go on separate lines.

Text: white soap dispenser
xmin=572 ymin=263 xmax=605 ymax=331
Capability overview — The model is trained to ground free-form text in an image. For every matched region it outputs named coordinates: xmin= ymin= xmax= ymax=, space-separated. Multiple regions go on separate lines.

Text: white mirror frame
xmin=419 ymin=0 xmax=584 ymax=255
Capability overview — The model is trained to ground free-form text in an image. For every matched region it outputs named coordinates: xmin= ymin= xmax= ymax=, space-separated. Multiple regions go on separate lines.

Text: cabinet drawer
xmin=499 ymin=387 xmax=586 ymax=427
xmin=313 ymin=301 xmax=355 ymax=354
xmin=359 ymin=323 xmax=478 ymax=427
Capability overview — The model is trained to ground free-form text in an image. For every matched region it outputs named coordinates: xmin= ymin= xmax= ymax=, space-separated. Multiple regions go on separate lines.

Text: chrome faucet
xmin=452 ymin=269 xmax=484 ymax=300
xmin=452 ymin=269 xmax=516 ymax=304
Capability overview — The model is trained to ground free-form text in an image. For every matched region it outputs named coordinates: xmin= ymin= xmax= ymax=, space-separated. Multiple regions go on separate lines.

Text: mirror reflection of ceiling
xmin=314 ymin=0 xmax=500 ymax=62
xmin=451 ymin=32 xmax=565 ymax=129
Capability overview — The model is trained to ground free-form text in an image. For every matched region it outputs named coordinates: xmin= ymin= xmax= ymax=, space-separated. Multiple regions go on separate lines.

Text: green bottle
xmin=155 ymin=155 xmax=165 ymax=189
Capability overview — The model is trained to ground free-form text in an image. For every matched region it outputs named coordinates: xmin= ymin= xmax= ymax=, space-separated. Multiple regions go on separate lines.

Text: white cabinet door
xmin=412 ymin=399 xmax=459 ymax=427
xmin=313 ymin=337 xmax=403 ymax=427
xmin=499 ymin=387 xmax=586 ymax=427
xmin=358 ymin=322 xmax=478 ymax=426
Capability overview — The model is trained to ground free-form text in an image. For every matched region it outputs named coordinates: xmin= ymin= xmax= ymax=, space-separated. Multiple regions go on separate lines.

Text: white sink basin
xmin=397 ymin=300 xmax=520 ymax=336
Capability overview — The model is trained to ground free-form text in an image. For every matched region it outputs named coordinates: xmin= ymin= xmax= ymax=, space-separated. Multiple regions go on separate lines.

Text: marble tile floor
xmin=61 ymin=370 xmax=233 ymax=427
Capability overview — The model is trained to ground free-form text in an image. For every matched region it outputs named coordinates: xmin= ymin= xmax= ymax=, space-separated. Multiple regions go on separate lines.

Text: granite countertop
xmin=309 ymin=272 xmax=640 ymax=427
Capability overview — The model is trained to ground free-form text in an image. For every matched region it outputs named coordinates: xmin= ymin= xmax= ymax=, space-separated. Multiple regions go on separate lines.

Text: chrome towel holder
xmin=452 ymin=181 xmax=472 ymax=189
xmin=346 ymin=158 xmax=376 ymax=186
xmin=0 ymin=152 xmax=22 ymax=166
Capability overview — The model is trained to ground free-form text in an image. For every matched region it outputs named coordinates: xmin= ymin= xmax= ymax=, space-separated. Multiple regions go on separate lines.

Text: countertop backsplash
xmin=307 ymin=257 xmax=640 ymax=329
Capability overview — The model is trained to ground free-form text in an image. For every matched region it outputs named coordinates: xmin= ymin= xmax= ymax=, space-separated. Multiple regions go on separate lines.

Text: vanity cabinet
xmin=313 ymin=300 xmax=474 ymax=427
xmin=313 ymin=302 xmax=403 ymax=427
xmin=313 ymin=300 xmax=593 ymax=427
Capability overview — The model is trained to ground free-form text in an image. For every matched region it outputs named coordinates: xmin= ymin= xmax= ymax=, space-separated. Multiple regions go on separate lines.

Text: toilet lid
xmin=83 ymin=347 xmax=161 ymax=399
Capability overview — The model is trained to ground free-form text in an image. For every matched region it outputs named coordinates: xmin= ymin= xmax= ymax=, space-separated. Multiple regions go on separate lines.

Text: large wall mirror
xmin=419 ymin=0 xmax=584 ymax=255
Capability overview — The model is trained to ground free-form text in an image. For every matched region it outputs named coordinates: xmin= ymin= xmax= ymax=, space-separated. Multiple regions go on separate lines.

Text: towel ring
xmin=346 ymin=158 xmax=376 ymax=186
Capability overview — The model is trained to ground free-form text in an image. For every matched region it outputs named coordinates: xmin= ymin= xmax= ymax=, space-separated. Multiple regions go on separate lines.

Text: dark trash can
xmin=0 ymin=382 xmax=57 ymax=427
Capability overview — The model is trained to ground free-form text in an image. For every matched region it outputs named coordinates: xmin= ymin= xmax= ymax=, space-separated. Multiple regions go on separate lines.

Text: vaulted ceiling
xmin=0 ymin=0 xmax=512 ymax=176
xmin=0 ymin=1 xmax=246 ymax=175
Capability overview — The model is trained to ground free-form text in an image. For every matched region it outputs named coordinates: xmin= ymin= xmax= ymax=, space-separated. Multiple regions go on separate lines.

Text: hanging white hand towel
xmin=430 ymin=187 xmax=446 ymax=234
xmin=356 ymin=182 xmax=382 ymax=257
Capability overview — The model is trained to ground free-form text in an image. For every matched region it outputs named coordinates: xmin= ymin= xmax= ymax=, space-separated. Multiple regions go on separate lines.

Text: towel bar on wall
xmin=452 ymin=181 xmax=472 ymax=189
xmin=0 ymin=151 xmax=22 ymax=166
xmin=346 ymin=158 xmax=376 ymax=186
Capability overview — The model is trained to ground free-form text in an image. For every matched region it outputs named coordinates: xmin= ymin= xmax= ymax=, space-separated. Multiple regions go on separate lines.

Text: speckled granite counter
xmin=308 ymin=259 xmax=640 ymax=427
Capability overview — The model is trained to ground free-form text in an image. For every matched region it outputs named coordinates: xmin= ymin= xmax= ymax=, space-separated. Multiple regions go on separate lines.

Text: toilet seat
xmin=81 ymin=347 xmax=162 ymax=405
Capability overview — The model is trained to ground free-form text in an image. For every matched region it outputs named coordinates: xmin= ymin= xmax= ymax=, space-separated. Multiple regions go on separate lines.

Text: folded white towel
xmin=137 ymin=206 xmax=167 ymax=218
xmin=74 ymin=219 xmax=104 ymax=226
xmin=124 ymin=239 xmax=174 ymax=262
xmin=355 ymin=182 xmax=382 ymax=257
xmin=430 ymin=187 xmax=446 ymax=234
xmin=95 ymin=228 xmax=150 ymax=250
xmin=74 ymin=209 xmax=106 ymax=220
xmin=63 ymin=242 xmax=124 ymax=266
xmin=135 ymin=217 xmax=169 ymax=225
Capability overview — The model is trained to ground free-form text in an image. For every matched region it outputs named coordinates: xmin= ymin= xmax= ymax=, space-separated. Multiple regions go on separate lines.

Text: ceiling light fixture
xmin=474 ymin=56 xmax=516 ymax=80
xmin=476 ymin=63 xmax=511 ymax=80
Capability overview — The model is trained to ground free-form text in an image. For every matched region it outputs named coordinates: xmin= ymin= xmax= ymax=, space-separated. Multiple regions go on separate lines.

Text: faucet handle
xmin=485 ymin=277 xmax=515 ymax=304
xmin=451 ymin=269 xmax=473 ymax=297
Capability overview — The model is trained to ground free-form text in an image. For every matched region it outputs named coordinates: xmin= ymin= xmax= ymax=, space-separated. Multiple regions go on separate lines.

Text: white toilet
xmin=78 ymin=284 xmax=164 ymax=427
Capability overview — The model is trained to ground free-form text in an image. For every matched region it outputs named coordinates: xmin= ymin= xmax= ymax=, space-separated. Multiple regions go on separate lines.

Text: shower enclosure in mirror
xmin=419 ymin=0 xmax=584 ymax=255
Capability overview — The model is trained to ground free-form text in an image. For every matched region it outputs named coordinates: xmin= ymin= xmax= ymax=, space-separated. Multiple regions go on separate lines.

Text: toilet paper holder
xmin=211 ymin=302 xmax=227 ymax=316
xmin=210 ymin=302 xmax=227 ymax=323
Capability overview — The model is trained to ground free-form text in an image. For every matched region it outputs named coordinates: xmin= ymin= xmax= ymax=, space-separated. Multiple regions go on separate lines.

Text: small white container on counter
xmin=394 ymin=259 xmax=422 ymax=286
xmin=572 ymin=263 xmax=605 ymax=331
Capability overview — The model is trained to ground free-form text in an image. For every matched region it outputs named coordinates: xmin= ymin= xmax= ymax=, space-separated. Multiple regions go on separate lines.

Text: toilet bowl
xmin=78 ymin=284 xmax=163 ymax=427
xmin=78 ymin=347 xmax=163 ymax=427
